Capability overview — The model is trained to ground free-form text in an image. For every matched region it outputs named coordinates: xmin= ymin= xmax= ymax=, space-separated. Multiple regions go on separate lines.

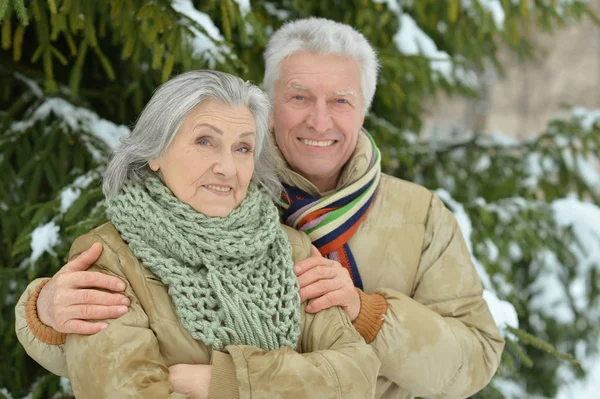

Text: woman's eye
xmin=237 ymin=146 xmax=252 ymax=153
xmin=198 ymin=138 xmax=210 ymax=145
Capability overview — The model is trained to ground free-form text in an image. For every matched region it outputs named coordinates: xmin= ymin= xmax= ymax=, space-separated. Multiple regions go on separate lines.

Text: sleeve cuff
xmin=352 ymin=289 xmax=388 ymax=344
xmin=208 ymin=351 xmax=240 ymax=399
xmin=25 ymin=279 xmax=67 ymax=345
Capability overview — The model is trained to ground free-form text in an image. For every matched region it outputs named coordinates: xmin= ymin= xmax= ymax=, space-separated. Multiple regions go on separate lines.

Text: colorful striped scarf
xmin=280 ymin=130 xmax=381 ymax=290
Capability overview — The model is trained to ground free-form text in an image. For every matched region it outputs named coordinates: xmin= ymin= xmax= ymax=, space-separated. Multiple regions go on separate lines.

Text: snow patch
xmin=59 ymin=174 xmax=95 ymax=214
xmin=461 ymin=0 xmax=505 ymax=28
xmin=233 ymin=0 xmax=251 ymax=16
xmin=60 ymin=188 xmax=81 ymax=214
xmin=571 ymin=106 xmax=600 ymax=131
xmin=172 ymin=0 xmax=230 ymax=67
xmin=30 ymin=221 xmax=61 ymax=263
xmin=9 ymin=98 xmax=129 ymax=153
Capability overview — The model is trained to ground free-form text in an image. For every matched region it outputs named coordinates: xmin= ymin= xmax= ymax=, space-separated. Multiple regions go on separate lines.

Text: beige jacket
xmin=15 ymin=223 xmax=380 ymax=398
xmin=17 ymin=133 xmax=504 ymax=399
xmin=276 ymin=132 xmax=505 ymax=399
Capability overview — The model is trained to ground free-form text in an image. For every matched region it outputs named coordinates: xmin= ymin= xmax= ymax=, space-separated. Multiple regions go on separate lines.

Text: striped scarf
xmin=279 ymin=130 xmax=381 ymax=290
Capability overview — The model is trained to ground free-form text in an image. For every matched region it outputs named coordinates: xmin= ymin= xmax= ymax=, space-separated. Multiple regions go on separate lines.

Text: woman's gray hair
xmin=263 ymin=18 xmax=380 ymax=115
xmin=103 ymin=70 xmax=280 ymax=199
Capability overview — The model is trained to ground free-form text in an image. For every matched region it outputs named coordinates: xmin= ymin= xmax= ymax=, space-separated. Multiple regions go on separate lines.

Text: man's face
xmin=271 ymin=52 xmax=365 ymax=192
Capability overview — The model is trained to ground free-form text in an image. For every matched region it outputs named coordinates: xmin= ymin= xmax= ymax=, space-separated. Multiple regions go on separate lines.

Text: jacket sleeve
xmin=61 ymin=233 xmax=191 ymax=399
xmin=369 ymin=193 xmax=505 ymax=399
xmin=209 ymin=305 xmax=380 ymax=399
xmin=15 ymin=277 xmax=69 ymax=377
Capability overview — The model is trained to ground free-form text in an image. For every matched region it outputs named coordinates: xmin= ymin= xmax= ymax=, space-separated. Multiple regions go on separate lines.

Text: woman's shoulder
xmin=280 ymin=224 xmax=312 ymax=263
xmin=71 ymin=222 xmax=126 ymax=253
xmin=69 ymin=222 xmax=134 ymax=275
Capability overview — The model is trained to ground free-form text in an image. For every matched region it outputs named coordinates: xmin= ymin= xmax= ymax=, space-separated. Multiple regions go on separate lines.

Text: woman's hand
xmin=168 ymin=364 xmax=212 ymax=399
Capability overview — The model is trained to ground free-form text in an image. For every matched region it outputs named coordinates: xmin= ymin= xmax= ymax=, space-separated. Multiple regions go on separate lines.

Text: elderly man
xmin=16 ymin=18 xmax=504 ymax=399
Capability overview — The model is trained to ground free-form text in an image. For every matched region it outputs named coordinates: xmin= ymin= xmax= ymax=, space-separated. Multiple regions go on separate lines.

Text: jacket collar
xmin=276 ymin=130 xmax=373 ymax=197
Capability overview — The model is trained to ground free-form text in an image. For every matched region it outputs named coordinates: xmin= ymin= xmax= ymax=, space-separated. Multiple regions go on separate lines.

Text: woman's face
xmin=149 ymin=99 xmax=256 ymax=217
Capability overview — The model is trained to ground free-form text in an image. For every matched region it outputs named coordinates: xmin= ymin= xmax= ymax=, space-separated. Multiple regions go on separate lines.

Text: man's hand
xmin=294 ymin=245 xmax=361 ymax=321
xmin=36 ymin=243 xmax=130 ymax=334
xmin=168 ymin=364 xmax=211 ymax=399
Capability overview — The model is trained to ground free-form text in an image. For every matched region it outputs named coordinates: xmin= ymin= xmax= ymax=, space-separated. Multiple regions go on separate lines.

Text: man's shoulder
xmin=380 ymin=173 xmax=432 ymax=196
xmin=367 ymin=173 xmax=434 ymax=225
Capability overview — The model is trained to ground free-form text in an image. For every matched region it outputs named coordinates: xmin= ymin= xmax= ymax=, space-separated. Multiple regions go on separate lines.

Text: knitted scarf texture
xmin=105 ymin=176 xmax=301 ymax=352
xmin=280 ymin=129 xmax=381 ymax=290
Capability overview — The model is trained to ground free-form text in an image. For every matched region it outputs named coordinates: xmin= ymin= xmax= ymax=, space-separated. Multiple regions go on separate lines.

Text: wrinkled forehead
xmin=278 ymin=52 xmax=363 ymax=94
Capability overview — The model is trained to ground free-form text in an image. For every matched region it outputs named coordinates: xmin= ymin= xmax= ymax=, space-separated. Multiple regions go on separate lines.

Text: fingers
xmin=68 ymin=289 xmax=130 ymax=306
xmin=62 ymin=304 xmax=128 ymax=323
xmin=62 ymin=243 xmax=104 ymax=273
xmin=294 ymin=256 xmax=333 ymax=277
xmin=64 ymin=271 xmax=126 ymax=292
xmin=297 ymin=266 xmax=337 ymax=288
xmin=61 ymin=319 xmax=109 ymax=335
xmin=305 ymin=290 xmax=346 ymax=313
xmin=299 ymin=277 xmax=345 ymax=302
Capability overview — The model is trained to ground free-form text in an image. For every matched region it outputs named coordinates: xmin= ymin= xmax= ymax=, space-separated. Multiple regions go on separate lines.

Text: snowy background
xmin=2 ymin=0 xmax=599 ymax=398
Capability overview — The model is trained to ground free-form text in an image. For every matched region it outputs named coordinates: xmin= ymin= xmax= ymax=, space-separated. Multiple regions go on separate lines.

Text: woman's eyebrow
xmin=195 ymin=123 xmax=223 ymax=134
xmin=195 ymin=123 xmax=255 ymax=138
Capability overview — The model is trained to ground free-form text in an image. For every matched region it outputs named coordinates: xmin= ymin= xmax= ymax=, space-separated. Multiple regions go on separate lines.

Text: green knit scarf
xmin=105 ymin=175 xmax=301 ymax=352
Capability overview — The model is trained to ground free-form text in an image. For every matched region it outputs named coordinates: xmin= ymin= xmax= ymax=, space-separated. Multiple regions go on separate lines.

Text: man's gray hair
xmin=263 ymin=18 xmax=380 ymax=115
xmin=103 ymin=70 xmax=280 ymax=199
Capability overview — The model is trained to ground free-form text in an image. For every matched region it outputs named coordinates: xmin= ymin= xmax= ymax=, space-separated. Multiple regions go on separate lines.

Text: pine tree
xmin=1 ymin=1 xmax=599 ymax=398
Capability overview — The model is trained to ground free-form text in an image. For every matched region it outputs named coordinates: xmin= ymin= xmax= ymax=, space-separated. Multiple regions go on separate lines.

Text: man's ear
xmin=148 ymin=158 xmax=160 ymax=172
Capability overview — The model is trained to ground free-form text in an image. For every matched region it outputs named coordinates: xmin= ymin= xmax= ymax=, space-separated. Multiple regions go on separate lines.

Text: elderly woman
xmin=16 ymin=71 xmax=379 ymax=398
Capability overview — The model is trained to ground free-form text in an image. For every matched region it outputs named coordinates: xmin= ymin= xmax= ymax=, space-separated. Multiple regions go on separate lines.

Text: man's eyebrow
xmin=288 ymin=83 xmax=311 ymax=91
xmin=195 ymin=123 xmax=255 ymax=138
xmin=333 ymin=89 xmax=357 ymax=98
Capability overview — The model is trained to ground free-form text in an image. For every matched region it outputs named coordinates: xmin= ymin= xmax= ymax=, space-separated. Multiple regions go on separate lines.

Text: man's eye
xmin=294 ymin=95 xmax=304 ymax=101
xmin=336 ymin=98 xmax=348 ymax=104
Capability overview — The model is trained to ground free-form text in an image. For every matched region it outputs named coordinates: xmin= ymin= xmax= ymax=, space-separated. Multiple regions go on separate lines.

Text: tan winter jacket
xmin=15 ymin=223 xmax=380 ymax=398
xmin=276 ymin=132 xmax=506 ymax=399
xmin=17 ymin=133 xmax=504 ymax=399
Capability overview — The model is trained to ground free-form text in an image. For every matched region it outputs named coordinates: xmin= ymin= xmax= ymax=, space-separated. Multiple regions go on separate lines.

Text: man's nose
xmin=212 ymin=150 xmax=237 ymax=177
xmin=306 ymin=100 xmax=333 ymax=133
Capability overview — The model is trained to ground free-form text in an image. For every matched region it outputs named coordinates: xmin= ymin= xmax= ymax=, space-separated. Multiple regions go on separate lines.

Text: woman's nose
xmin=212 ymin=151 xmax=237 ymax=177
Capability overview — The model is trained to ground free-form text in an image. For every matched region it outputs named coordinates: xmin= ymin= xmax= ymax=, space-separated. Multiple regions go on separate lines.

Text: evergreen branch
xmin=0 ymin=0 xmax=9 ymax=21
xmin=12 ymin=0 xmax=28 ymax=25
xmin=506 ymin=326 xmax=581 ymax=368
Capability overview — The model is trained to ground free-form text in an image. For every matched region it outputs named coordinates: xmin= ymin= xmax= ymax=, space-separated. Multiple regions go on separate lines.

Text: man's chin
xmin=293 ymin=163 xmax=340 ymax=182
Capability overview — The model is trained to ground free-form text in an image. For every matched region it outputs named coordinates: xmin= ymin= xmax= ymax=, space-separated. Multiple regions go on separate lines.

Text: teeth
xmin=205 ymin=185 xmax=231 ymax=192
xmin=301 ymin=139 xmax=335 ymax=147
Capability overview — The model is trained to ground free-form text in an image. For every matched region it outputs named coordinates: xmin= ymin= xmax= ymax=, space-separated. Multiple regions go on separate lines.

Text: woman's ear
xmin=148 ymin=158 xmax=160 ymax=172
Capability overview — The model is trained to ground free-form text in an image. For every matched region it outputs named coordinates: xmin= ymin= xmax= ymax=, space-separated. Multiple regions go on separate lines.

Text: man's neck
xmin=301 ymin=171 xmax=340 ymax=193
